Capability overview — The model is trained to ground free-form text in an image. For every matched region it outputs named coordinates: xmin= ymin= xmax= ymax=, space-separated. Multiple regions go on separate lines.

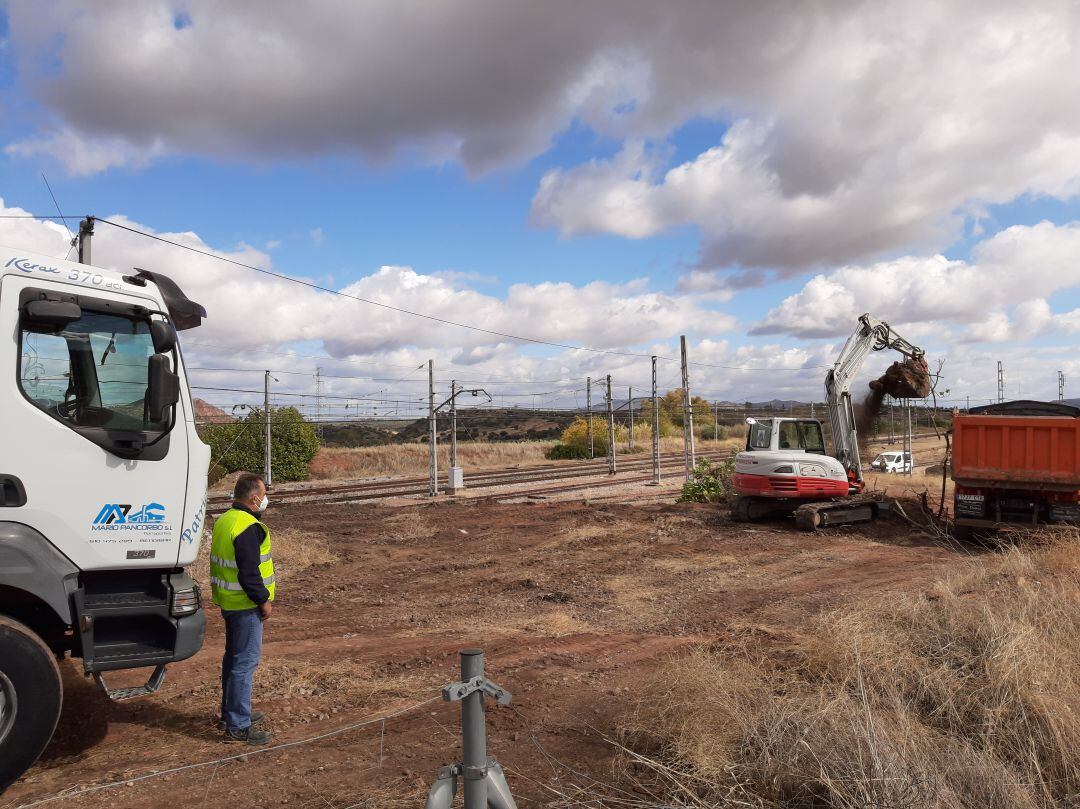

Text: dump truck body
xmin=952 ymin=401 xmax=1080 ymax=529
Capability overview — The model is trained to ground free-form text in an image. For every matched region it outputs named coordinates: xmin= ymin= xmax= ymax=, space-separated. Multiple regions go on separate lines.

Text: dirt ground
xmin=5 ymin=483 xmax=970 ymax=809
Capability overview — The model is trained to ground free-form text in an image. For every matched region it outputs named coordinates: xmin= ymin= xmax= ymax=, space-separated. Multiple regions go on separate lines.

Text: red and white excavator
xmin=732 ymin=314 xmax=931 ymax=530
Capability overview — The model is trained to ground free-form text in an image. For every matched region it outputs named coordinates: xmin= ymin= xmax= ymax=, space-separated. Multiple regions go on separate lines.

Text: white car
xmin=870 ymin=451 xmax=913 ymax=473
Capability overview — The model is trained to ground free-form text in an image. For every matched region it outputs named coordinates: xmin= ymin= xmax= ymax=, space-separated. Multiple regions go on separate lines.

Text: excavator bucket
xmin=869 ymin=356 xmax=932 ymax=400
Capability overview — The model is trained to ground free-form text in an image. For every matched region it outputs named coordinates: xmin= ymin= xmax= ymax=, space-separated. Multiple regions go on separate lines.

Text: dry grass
xmin=309 ymin=441 xmax=555 ymax=480
xmin=308 ymin=437 xmax=741 ymax=481
xmin=622 ymin=526 xmax=1080 ymax=808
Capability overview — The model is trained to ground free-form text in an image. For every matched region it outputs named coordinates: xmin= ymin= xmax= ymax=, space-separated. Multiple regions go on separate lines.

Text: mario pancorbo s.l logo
xmin=92 ymin=502 xmax=168 ymax=532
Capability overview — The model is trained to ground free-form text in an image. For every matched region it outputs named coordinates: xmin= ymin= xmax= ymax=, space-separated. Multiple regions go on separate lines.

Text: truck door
xmin=0 ymin=275 xmax=192 ymax=571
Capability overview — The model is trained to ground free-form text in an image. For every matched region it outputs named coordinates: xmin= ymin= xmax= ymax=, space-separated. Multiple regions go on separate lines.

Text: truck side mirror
xmin=22 ymin=299 xmax=82 ymax=331
xmin=147 ymin=353 xmax=180 ymax=422
xmin=150 ymin=320 xmax=176 ymax=353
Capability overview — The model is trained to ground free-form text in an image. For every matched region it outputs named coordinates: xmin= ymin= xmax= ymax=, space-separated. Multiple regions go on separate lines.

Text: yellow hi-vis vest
xmin=210 ymin=508 xmax=276 ymax=611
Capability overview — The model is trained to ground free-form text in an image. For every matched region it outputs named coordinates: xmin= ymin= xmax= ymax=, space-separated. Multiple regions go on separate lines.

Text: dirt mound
xmin=870 ymin=356 xmax=933 ymax=400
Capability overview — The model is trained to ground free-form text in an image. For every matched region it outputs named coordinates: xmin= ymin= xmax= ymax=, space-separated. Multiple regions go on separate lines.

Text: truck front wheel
xmin=0 ymin=615 xmax=63 ymax=791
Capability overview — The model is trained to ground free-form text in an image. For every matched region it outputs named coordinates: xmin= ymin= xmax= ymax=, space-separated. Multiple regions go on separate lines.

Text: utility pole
xmin=997 ymin=361 xmax=1005 ymax=404
xmin=1059 ymin=371 xmax=1066 ymax=402
xmin=449 ymin=380 xmax=458 ymax=468
xmin=586 ymin=377 xmax=594 ymax=460
xmin=264 ymin=370 xmax=272 ymax=489
xmin=680 ymin=335 xmax=695 ymax=480
xmin=651 ymin=356 xmax=660 ymax=484
xmin=606 ymin=375 xmax=616 ymax=475
xmin=428 ymin=360 xmax=438 ymax=497
xmin=77 ymin=216 xmax=94 ymax=264
xmin=627 ymin=386 xmax=634 ymax=451
xmin=314 ymin=367 xmax=324 ymax=439
xmin=713 ymin=400 xmax=719 ymax=442
xmin=905 ymin=400 xmax=913 ymax=476
xmin=966 ymin=395 xmax=970 ymax=413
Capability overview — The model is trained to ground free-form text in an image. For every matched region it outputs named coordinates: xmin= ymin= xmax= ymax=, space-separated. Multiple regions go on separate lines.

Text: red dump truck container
xmin=952 ymin=400 xmax=1080 ymax=534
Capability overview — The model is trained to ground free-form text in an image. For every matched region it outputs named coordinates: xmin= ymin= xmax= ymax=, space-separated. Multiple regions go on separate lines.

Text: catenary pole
xmin=651 ymin=356 xmax=660 ymax=484
xmin=586 ymin=377 xmax=594 ymax=459
xmin=606 ymin=375 xmax=616 ymax=475
xmin=450 ymin=380 xmax=458 ymax=468
xmin=628 ymin=386 xmax=634 ymax=451
xmin=77 ymin=216 xmax=94 ymax=264
xmin=264 ymin=370 xmax=272 ymax=489
xmin=429 ymin=360 xmax=438 ymax=497
xmin=680 ymin=335 xmax=695 ymax=480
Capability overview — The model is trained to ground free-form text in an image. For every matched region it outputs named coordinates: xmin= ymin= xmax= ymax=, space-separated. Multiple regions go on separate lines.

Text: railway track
xmin=208 ymin=450 xmax=734 ymax=513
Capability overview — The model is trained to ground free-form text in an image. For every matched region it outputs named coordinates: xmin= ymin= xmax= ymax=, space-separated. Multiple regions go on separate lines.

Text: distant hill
xmin=193 ymin=398 xmax=233 ymax=423
xmin=396 ymin=407 xmax=577 ymax=443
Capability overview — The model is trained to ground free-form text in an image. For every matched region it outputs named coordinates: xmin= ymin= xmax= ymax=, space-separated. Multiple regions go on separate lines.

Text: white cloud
xmin=0 ymin=195 xmax=732 ymax=371
xmin=5 ymin=127 xmax=165 ymax=176
xmin=6 ymin=2 xmax=1080 ymax=275
xmin=751 ymin=221 xmax=1080 ymax=340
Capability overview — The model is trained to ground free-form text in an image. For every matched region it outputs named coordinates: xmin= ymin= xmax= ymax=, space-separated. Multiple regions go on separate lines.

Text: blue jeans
xmin=220 ymin=608 xmax=263 ymax=731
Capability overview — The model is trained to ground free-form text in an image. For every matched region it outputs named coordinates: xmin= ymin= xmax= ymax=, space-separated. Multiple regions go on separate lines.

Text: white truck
xmin=0 ymin=240 xmax=210 ymax=789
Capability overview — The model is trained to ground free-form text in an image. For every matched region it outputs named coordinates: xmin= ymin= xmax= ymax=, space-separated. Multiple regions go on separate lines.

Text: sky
xmin=0 ymin=1 xmax=1078 ymax=418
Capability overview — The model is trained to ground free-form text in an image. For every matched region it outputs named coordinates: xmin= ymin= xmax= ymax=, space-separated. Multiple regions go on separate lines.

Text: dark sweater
xmin=232 ymin=504 xmax=270 ymax=605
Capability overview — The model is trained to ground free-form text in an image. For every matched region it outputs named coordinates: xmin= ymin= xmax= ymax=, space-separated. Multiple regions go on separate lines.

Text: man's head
xmin=233 ymin=473 xmax=268 ymax=514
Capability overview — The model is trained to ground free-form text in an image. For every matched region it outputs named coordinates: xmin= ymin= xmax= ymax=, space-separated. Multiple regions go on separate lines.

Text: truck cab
xmin=0 ymin=246 xmax=211 ymax=788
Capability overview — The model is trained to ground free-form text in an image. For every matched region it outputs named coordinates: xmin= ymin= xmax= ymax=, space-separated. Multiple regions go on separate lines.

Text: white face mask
xmin=258 ymin=495 xmax=269 ymax=513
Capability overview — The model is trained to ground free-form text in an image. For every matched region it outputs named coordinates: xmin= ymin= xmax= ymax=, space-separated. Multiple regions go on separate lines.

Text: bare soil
xmin=5 ymin=491 xmax=969 ymax=809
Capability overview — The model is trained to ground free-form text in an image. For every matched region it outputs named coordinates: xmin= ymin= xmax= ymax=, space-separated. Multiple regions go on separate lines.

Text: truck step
xmin=93 ymin=665 xmax=167 ymax=701
xmin=83 ymin=591 xmax=165 ymax=610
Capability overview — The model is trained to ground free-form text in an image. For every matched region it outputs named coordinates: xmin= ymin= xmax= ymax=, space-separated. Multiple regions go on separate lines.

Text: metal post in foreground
xmin=651 ymin=356 xmax=660 ymax=485
xmin=586 ymin=376 xmax=594 ymax=460
xmin=460 ymin=649 xmax=488 ymax=809
xmin=428 ymin=359 xmax=438 ymax=497
xmin=426 ymin=649 xmax=517 ymax=809
xmin=264 ymin=370 xmax=272 ymax=489
xmin=680 ymin=335 xmax=695 ymax=480
xmin=606 ymin=374 xmax=616 ymax=475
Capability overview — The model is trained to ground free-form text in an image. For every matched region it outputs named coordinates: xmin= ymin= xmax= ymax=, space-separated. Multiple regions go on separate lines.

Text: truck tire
xmin=0 ymin=615 xmax=63 ymax=791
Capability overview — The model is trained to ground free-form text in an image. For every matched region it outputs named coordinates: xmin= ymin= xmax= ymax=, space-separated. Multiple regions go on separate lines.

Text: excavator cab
xmin=744 ymin=418 xmax=827 ymax=455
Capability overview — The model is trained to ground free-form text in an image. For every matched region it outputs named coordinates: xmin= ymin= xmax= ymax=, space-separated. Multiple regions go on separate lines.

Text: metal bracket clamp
xmin=441 ymin=675 xmax=513 ymax=706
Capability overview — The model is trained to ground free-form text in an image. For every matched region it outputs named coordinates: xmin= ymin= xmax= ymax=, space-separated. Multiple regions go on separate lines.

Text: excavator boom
xmin=825 ymin=314 xmax=930 ymax=484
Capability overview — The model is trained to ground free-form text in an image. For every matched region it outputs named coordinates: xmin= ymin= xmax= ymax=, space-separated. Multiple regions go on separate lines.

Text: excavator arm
xmin=825 ymin=314 xmax=927 ymax=485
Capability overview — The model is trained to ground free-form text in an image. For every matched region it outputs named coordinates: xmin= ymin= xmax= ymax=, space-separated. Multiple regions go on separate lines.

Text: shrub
xmin=677 ymin=457 xmax=734 ymax=503
xmin=559 ymin=416 xmax=629 ymax=455
xmin=200 ymin=406 xmax=320 ymax=482
xmin=545 ymin=443 xmax=591 ymax=460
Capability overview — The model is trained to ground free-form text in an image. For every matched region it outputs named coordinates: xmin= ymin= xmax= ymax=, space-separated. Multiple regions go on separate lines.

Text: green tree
xmin=200 ymin=406 xmax=320 ymax=482
xmin=639 ymin=390 xmax=713 ymax=438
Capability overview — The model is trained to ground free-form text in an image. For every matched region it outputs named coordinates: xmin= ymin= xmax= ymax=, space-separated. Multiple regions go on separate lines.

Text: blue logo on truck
xmin=93 ymin=502 xmax=166 ymax=525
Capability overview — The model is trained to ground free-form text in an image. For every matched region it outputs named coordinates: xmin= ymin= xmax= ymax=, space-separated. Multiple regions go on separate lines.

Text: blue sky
xmin=1 ymin=2 xmax=1078 ymax=410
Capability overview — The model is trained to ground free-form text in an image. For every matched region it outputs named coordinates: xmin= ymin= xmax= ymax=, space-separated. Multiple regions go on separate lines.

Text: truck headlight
xmin=171 ymin=583 xmax=201 ymax=616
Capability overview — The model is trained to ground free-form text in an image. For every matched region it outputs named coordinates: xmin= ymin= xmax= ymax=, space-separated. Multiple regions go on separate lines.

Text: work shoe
xmin=217 ymin=710 xmax=265 ymax=731
xmin=223 ymin=725 xmax=271 ymax=745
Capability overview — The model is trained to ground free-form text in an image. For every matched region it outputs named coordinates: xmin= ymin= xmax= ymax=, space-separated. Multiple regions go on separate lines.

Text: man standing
xmin=210 ymin=472 xmax=275 ymax=744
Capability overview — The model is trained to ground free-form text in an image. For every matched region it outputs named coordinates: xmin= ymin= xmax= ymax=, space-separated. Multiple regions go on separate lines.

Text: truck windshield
xmin=20 ymin=311 xmax=171 ymax=433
